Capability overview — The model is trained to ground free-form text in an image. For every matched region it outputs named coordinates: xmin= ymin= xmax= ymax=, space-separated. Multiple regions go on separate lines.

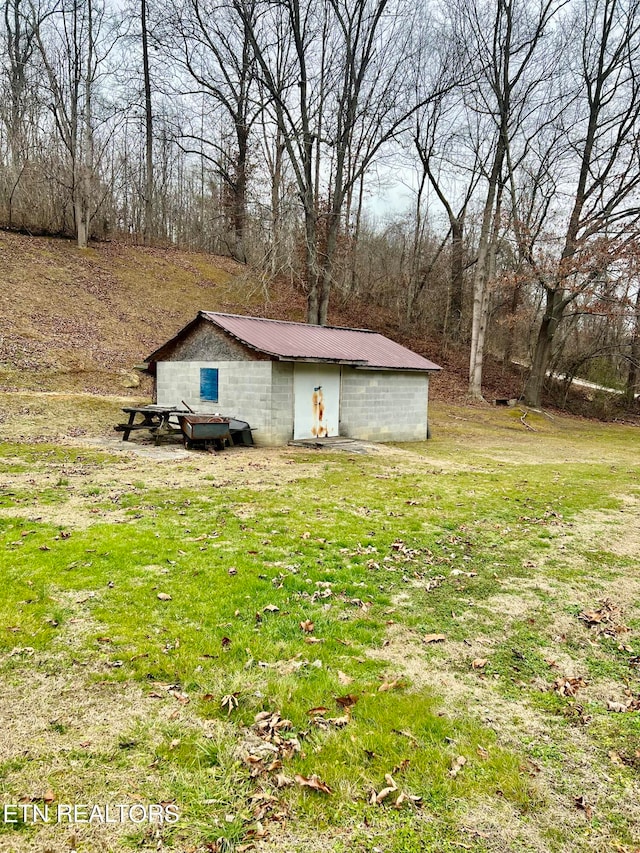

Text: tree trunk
xmin=450 ymin=217 xmax=464 ymax=335
xmin=523 ymin=287 xmax=564 ymax=406
xmin=625 ymin=284 xmax=640 ymax=405
xmin=318 ymin=211 xmax=339 ymax=325
xmin=469 ymin=257 xmax=491 ymax=395
xmin=346 ymin=171 xmax=364 ymax=297
xmin=231 ymin=122 xmax=248 ymax=263
xmin=468 ymin=235 xmax=491 ymax=396
xmin=469 ymin=139 xmax=504 ymax=399
xmin=75 ymin=193 xmax=89 ymax=248
xmin=141 ymin=0 xmax=153 ymax=245
xmin=305 ymin=202 xmax=321 ymax=324
xmin=269 ymin=128 xmax=284 ymax=276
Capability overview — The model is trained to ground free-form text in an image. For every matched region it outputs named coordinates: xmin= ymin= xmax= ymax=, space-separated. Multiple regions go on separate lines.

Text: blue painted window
xmin=200 ymin=368 xmax=219 ymax=402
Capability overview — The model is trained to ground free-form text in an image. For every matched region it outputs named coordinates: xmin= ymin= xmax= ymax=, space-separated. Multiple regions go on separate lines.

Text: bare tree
xmin=413 ymin=95 xmax=480 ymax=341
xmin=625 ymin=278 xmax=640 ymax=404
xmin=453 ymin=0 xmax=563 ymax=399
xmin=156 ymin=0 xmax=259 ymax=262
xmin=238 ymin=0 xmax=431 ymax=324
xmin=523 ymin=0 xmax=640 ymax=406
xmin=35 ymin=0 xmax=118 ymax=247
xmin=140 ymin=0 xmax=153 ymax=242
xmin=0 ymin=0 xmax=56 ymax=226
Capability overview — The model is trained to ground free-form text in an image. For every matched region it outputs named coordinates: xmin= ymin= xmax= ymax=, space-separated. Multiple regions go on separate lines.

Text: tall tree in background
xmin=158 ymin=0 xmax=259 ymax=262
xmin=0 ymin=0 xmax=55 ymax=226
xmin=141 ymin=0 xmax=153 ymax=243
xmin=0 ymin=0 xmax=639 ymax=407
xmin=523 ymin=0 xmax=640 ymax=406
xmin=455 ymin=0 xmax=562 ymax=399
xmin=239 ymin=0 xmax=424 ymax=324
xmin=35 ymin=0 xmax=115 ymax=247
xmin=413 ymin=89 xmax=480 ymax=341
xmin=625 ymin=277 xmax=640 ymax=404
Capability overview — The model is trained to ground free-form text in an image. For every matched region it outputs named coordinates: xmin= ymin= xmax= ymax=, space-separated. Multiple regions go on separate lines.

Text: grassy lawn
xmin=0 ymin=400 xmax=639 ymax=852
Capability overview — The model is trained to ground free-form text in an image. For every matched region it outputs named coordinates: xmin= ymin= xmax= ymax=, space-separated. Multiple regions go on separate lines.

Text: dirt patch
xmin=0 ymin=629 xmax=233 ymax=853
xmin=0 ymin=440 xmax=343 ymax=530
xmin=0 ymin=496 xmax=133 ymax=530
xmin=367 ymin=623 xmax=549 ymax=734
xmin=458 ymin=797 xmax=555 ymax=853
xmin=567 ymin=495 xmax=640 ymax=560
xmin=366 ymin=495 xmax=640 ymax=853
xmin=367 ymin=621 xmax=640 ymax=852
xmin=0 ymin=669 xmax=162 ymax=763
xmin=81 ymin=436 xmax=191 ymax=460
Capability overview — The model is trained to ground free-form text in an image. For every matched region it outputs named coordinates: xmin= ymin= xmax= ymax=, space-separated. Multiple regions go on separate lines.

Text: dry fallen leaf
xmin=472 ymin=658 xmax=488 ymax=669
xmin=393 ymin=792 xmax=410 ymax=809
xmin=221 ymin=693 xmax=239 ymax=714
xmin=168 ymin=689 xmax=190 ymax=705
xmin=423 ymin=634 xmax=446 ymax=644
xmin=553 ymin=676 xmax=588 ymax=696
xmin=294 ymin=773 xmax=332 ymax=794
xmin=375 ymin=785 xmax=397 ymax=803
xmin=263 ymin=604 xmax=280 ymax=613
xmin=371 ymin=772 xmax=398 ymax=804
xmin=579 ymin=609 xmax=606 ymax=625
xmin=157 ymin=592 xmax=172 ymax=601
xmin=379 ymin=678 xmax=404 ymax=692
xmin=337 ymin=670 xmax=354 ymax=685
xmin=574 ymin=795 xmax=593 ymax=820
xmin=300 ymin=620 xmax=315 ymax=633
xmin=335 ymin=694 xmax=359 ymax=709
xmin=449 ymin=756 xmax=467 ymax=778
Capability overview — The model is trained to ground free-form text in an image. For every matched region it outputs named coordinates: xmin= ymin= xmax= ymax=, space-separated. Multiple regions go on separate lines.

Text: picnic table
xmin=114 ymin=405 xmax=187 ymax=444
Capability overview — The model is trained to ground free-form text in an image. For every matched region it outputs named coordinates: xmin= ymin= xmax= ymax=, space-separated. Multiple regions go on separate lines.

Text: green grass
xmin=1 ymin=404 xmax=640 ymax=851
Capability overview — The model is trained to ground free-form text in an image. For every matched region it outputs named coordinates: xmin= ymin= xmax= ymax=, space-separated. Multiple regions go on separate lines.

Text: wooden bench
xmin=115 ymin=406 xmax=186 ymax=445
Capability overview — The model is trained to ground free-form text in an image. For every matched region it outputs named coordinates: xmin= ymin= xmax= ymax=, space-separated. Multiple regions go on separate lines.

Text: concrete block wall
xmin=156 ymin=361 xmax=284 ymax=445
xmin=339 ymin=368 xmax=429 ymax=441
xmin=155 ymin=360 xmax=430 ymax=445
xmin=270 ymin=362 xmax=294 ymax=444
xmin=156 ymin=361 xmax=293 ymax=445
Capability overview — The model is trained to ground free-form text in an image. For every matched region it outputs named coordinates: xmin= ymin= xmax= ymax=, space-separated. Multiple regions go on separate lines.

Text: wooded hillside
xmin=0 ymin=230 xmax=446 ymax=392
xmin=0 ymin=231 xmax=290 ymax=393
xmin=1 ymin=0 xmax=639 ymax=406
xmin=3 ymin=229 xmax=638 ymax=427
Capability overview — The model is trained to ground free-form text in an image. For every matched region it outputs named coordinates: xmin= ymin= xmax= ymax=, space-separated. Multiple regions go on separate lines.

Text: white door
xmin=293 ymin=364 xmax=340 ymax=439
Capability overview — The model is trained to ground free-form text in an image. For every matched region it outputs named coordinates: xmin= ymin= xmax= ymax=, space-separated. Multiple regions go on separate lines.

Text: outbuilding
xmin=143 ymin=312 xmax=441 ymax=446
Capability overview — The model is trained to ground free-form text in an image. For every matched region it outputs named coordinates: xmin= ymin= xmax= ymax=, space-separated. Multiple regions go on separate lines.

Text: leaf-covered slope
xmin=0 ymin=231 xmax=308 ymax=393
xmin=0 ymin=229 xmax=525 ymax=405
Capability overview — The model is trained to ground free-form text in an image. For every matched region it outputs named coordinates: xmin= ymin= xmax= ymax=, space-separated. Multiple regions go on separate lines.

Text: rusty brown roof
xmin=197 ymin=312 xmax=441 ymax=371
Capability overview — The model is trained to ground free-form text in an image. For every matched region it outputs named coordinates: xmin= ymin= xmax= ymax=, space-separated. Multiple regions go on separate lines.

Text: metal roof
xmin=197 ymin=312 xmax=441 ymax=371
